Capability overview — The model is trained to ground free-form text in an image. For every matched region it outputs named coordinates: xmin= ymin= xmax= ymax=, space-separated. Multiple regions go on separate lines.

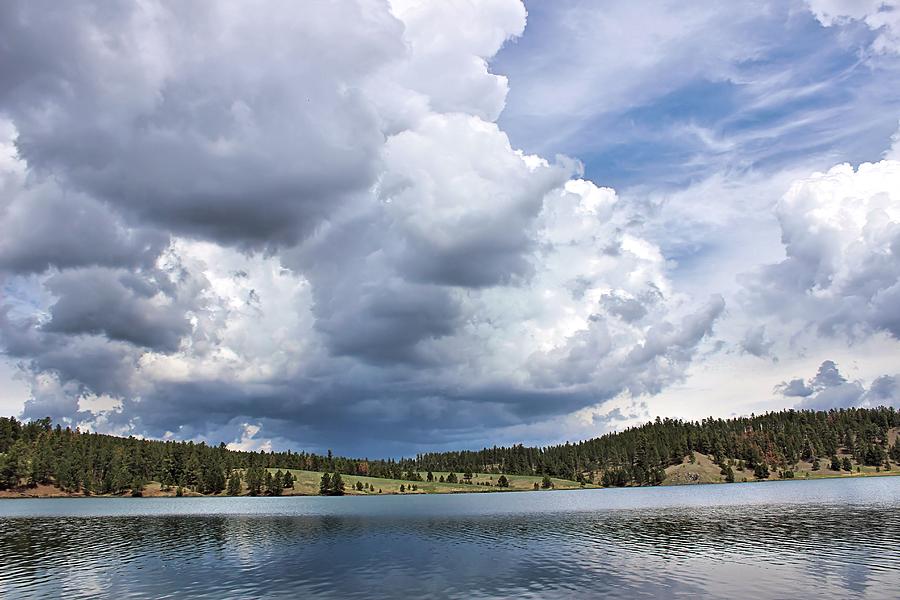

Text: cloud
xmin=887 ymin=121 xmax=900 ymax=160
xmin=0 ymin=123 xmax=168 ymax=275
xmin=0 ymin=0 xmax=744 ymax=454
xmin=388 ymin=0 xmax=526 ymax=121
xmin=495 ymin=1 xmax=900 ymax=189
xmin=806 ymin=0 xmax=900 ymax=54
xmin=41 ymin=266 xmax=199 ymax=353
xmin=740 ymin=325 xmax=775 ymax=358
xmin=743 ymin=160 xmax=900 ymax=341
xmin=226 ymin=423 xmax=273 ymax=453
xmin=776 ymin=359 xmax=899 ymax=410
xmin=0 ymin=0 xmax=405 ymax=250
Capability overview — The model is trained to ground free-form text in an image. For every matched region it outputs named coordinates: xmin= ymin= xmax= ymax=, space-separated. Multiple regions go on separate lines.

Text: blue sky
xmin=495 ymin=1 xmax=900 ymax=191
xmin=1 ymin=0 xmax=900 ymax=456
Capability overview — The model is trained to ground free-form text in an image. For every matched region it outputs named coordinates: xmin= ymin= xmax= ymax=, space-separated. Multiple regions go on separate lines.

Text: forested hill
xmin=1 ymin=407 xmax=899 ymax=496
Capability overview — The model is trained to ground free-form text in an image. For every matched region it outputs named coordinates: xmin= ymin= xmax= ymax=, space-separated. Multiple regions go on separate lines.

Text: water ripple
xmin=1 ymin=478 xmax=899 ymax=598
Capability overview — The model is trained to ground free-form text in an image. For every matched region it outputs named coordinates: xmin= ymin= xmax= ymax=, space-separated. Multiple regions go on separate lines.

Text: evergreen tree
xmin=319 ymin=472 xmax=332 ymax=496
xmin=246 ymin=467 xmax=264 ymax=496
xmin=754 ymin=463 xmax=769 ymax=479
xmin=723 ymin=465 xmax=735 ymax=483
xmin=541 ymin=475 xmax=553 ymax=489
xmin=266 ymin=470 xmax=283 ymax=496
xmin=227 ymin=471 xmax=242 ymax=496
xmin=0 ymin=407 xmax=897 ymax=496
xmin=331 ymin=473 xmax=345 ymax=496
xmin=0 ymin=440 xmax=27 ymax=489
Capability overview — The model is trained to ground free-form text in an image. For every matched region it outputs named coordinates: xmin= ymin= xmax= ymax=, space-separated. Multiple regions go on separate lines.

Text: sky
xmin=1 ymin=0 xmax=900 ymax=457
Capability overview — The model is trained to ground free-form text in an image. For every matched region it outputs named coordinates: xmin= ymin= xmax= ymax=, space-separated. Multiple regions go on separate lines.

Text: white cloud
xmin=806 ymin=0 xmax=900 ymax=54
xmin=227 ymin=423 xmax=273 ymax=453
xmin=776 ymin=358 xmax=900 ymax=410
xmin=743 ymin=160 xmax=900 ymax=341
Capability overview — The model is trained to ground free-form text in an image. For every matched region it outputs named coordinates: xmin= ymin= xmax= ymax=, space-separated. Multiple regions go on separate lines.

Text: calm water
xmin=1 ymin=478 xmax=899 ymax=599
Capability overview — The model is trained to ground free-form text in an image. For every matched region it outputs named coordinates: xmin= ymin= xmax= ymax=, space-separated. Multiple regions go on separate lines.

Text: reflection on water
xmin=1 ymin=478 xmax=898 ymax=599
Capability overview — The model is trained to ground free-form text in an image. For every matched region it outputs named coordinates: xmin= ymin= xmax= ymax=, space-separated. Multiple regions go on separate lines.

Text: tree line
xmin=411 ymin=406 xmax=900 ymax=486
xmin=1 ymin=407 xmax=898 ymax=495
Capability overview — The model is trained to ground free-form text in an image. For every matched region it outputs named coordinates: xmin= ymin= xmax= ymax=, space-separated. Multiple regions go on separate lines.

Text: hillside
xmin=1 ymin=407 xmax=899 ymax=497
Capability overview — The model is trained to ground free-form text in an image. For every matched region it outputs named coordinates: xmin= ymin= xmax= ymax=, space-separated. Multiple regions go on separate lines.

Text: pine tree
xmin=723 ymin=465 xmax=735 ymax=483
xmin=246 ymin=467 xmax=264 ymax=496
xmin=331 ymin=473 xmax=345 ymax=496
xmin=227 ymin=471 xmax=242 ymax=496
xmin=754 ymin=463 xmax=769 ymax=479
xmin=0 ymin=440 xmax=27 ymax=489
xmin=266 ymin=470 xmax=283 ymax=496
xmin=319 ymin=472 xmax=332 ymax=496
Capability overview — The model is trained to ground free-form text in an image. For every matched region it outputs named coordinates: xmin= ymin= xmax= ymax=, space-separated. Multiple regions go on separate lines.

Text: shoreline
xmin=3 ymin=469 xmax=898 ymax=500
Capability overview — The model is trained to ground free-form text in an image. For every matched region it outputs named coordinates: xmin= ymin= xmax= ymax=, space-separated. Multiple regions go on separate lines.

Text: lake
xmin=1 ymin=477 xmax=898 ymax=599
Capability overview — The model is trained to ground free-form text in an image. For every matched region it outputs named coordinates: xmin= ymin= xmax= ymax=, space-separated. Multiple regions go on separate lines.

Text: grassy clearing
xmin=257 ymin=469 xmax=591 ymax=496
xmin=663 ymin=451 xmax=899 ymax=486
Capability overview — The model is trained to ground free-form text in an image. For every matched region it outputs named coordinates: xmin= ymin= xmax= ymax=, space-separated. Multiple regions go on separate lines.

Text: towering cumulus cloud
xmin=744 ymin=160 xmax=900 ymax=340
xmin=0 ymin=0 xmax=723 ymax=453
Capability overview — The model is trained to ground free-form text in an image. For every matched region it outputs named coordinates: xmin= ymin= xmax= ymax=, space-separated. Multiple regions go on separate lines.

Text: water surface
xmin=1 ymin=477 xmax=898 ymax=598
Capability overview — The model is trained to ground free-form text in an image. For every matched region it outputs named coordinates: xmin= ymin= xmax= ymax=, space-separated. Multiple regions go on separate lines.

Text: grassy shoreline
xmin=3 ymin=463 xmax=898 ymax=499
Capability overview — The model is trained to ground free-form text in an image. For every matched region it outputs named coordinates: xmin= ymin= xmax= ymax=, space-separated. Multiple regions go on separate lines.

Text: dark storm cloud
xmin=1 ymin=309 xmax=141 ymax=401
xmin=42 ymin=267 xmax=193 ymax=352
xmin=0 ymin=182 xmax=167 ymax=274
xmin=106 ymin=373 xmax=604 ymax=456
xmin=0 ymin=0 xmax=733 ymax=456
xmin=0 ymin=0 xmax=404 ymax=250
xmin=316 ymin=281 xmax=462 ymax=365
xmin=286 ymin=212 xmax=465 ymax=365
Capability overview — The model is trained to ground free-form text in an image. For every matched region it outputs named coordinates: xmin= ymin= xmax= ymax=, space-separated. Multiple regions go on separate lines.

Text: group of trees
xmin=238 ymin=467 xmax=295 ymax=496
xmin=1 ymin=407 xmax=898 ymax=495
xmin=411 ymin=407 xmax=900 ymax=487
xmin=318 ymin=472 xmax=345 ymax=496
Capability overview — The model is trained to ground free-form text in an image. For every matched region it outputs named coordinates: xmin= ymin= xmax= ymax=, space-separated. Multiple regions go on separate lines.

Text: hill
xmin=1 ymin=407 xmax=898 ymax=497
